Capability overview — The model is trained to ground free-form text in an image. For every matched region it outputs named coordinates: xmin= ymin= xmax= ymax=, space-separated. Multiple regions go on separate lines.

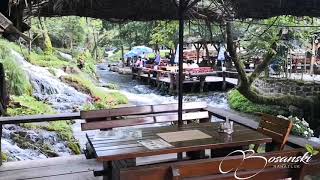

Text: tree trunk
xmin=226 ymin=21 xmax=317 ymax=110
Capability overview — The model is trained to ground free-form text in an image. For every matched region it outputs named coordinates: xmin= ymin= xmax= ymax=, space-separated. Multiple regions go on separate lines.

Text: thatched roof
xmin=24 ymin=0 xmax=224 ymax=22
xmin=227 ymin=0 xmax=320 ymax=19
xmin=2 ymin=0 xmax=320 ymax=31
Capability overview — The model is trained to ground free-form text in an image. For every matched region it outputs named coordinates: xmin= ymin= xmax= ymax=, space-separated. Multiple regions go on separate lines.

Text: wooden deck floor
xmin=0 ymin=155 xmax=102 ymax=180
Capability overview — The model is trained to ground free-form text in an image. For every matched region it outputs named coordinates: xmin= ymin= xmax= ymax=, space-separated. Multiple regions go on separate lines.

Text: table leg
xmin=102 ymin=161 xmax=112 ymax=180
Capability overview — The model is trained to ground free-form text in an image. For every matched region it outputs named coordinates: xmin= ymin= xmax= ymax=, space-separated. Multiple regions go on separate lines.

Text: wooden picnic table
xmin=87 ymin=122 xmax=271 ymax=179
xmin=87 ymin=122 xmax=271 ymax=161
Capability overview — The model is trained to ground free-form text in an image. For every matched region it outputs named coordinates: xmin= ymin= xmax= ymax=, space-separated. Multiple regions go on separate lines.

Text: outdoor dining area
xmin=77 ymin=102 xmax=317 ymax=180
xmin=1 ymin=0 xmax=320 ymax=180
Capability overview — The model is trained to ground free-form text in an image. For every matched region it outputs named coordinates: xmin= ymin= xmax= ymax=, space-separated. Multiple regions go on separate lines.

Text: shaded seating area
xmin=0 ymin=103 xmax=320 ymax=180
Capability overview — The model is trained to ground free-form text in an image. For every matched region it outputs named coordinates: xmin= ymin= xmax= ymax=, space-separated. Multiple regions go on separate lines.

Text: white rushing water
xmin=2 ymin=51 xmax=91 ymax=161
xmin=11 ymin=51 xmax=90 ymax=112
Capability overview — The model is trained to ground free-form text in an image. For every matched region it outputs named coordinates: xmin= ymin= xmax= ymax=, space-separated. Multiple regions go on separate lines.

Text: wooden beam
xmin=0 ymin=12 xmax=31 ymax=42
xmin=0 ymin=63 xmax=6 ymax=116
xmin=0 ymin=13 xmax=12 ymax=30
xmin=0 ymin=112 xmax=81 ymax=124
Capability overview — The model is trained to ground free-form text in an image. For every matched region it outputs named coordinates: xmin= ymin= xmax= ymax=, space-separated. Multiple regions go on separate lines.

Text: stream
xmin=1 ymin=51 xmax=229 ymax=161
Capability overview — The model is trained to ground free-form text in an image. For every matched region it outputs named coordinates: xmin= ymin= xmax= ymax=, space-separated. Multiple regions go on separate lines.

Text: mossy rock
xmin=1 ymin=152 xmax=8 ymax=162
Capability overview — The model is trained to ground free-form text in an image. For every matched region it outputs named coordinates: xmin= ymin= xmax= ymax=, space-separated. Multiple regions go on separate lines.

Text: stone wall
xmin=253 ymin=78 xmax=320 ymax=97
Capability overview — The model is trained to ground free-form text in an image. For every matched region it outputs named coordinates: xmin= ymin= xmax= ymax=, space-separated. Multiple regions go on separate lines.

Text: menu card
xmin=138 ymin=139 xmax=173 ymax=150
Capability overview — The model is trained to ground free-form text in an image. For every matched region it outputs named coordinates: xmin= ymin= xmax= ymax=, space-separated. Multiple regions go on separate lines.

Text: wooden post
xmin=156 ymin=71 xmax=161 ymax=89
xmin=0 ymin=63 xmax=6 ymax=115
xmin=0 ymin=63 xmax=4 ymax=166
xmin=169 ymin=73 xmax=175 ymax=95
xmin=147 ymin=71 xmax=151 ymax=85
xmin=310 ymin=37 xmax=316 ymax=74
xmin=0 ymin=124 xmax=2 ymax=166
xmin=137 ymin=68 xmax=142 ymax=80
xmin=199 ymin=76 xmax=205 ymax=93
xmin=222 ymin=71 xmax=227 ymax=91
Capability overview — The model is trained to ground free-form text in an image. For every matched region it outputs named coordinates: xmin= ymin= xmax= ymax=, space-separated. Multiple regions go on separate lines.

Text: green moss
xmin=228 ymin=89 xmax=289 ymax=116
xmin=43 ymin=31 xmax=53 ymax=55
xmin=44 ymin=121 xmax=81 ymax=155
xmin=62 ymin=73 xmax=128 ymax=110
xmin=68 ymin=142 xmax=81 ymax=155
xmin=27 ymin=52 xmax=69 ymax=68
xmin=104 ymin=83 xmax=120 ymax=90
xmin=7 ymin=95 xmax=55 ymax=116
xmin=1 ymin=152 xmax=8 ymax=162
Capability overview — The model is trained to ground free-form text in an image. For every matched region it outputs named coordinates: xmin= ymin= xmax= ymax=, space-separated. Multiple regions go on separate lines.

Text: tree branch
xmin=226 ymin=21 xmax=248 ymax=86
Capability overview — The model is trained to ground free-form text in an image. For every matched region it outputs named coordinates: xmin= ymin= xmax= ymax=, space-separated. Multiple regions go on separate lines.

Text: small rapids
xmin=2 ymin=51 xmax=90 ymax=161
xmin=97 ymin=65 xmax=229 ymax=108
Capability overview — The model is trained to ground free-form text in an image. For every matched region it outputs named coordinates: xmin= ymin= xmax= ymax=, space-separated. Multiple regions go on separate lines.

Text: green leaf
xmin=305 ymin=144 xmax=314 ymax=153
xmin=312 ymin=150 xmax=319 ymax=156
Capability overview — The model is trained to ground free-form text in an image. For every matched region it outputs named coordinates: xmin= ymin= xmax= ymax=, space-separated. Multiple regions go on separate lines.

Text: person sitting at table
xmin=190 ymin=61 xmax=199 ymax=68
xmin=155 ymin=51 xmax=161 ymax=65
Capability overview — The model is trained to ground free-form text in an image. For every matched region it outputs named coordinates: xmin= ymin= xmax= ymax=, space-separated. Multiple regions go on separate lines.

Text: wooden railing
xmin=0 ymin=112 xmax=81 ymax=166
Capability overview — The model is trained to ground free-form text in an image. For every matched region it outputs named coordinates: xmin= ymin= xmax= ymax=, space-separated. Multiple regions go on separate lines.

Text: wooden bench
xmin=80 ymin=102 xmax=209 ymax=131
xmin=120 ymin=149 xmax=318 ymax=180
xmin=81 ymin=102 xmax=210 ymax=160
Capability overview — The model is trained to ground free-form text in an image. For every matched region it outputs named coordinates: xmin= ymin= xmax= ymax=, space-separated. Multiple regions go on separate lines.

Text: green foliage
xmin=150 ymin=21 xmax=179 ymax=50
xmin=228 ymin=90 xmax=289 ymax=116
xmin=7 ymin=95 xmax=55 ymax=116
xmin=278 ymin=115 xmax=314 ymax=138
xmin=27 ymin=52 xmax=69 ymax=68
xmin=305 ymin=144 xmax=319 ymax=156
xmin=76 ymin=50 xmax=96 ymax=76
xmin=108 ymin=49 xmax=128 ymax=63
xmin=0 ymin=39 xmax=32 ymax=96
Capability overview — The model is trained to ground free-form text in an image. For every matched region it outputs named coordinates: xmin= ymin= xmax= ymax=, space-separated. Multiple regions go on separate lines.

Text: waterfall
xmin=1 ymin=51 xmax=91 ymax=161
xmin=11 ymin=50 xmax=90 ymax=112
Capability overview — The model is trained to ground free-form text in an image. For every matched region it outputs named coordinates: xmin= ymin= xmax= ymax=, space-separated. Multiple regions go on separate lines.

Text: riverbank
xmin=0 ymin=38 xmax=129 ymax=162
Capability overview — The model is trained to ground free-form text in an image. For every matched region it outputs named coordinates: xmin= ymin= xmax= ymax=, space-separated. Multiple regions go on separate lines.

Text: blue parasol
xmin=132 ymin=46 xmax=153 ymax=54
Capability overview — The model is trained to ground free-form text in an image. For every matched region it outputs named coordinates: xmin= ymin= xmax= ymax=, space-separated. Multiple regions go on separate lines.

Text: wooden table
xmin=87 ymin=122 xmax=272 ymax=161
xmin=87 ymin=122 xmax=271 ymax=179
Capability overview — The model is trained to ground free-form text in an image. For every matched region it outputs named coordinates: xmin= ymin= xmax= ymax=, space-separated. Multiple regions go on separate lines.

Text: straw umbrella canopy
xmin=5 ymin=0 xmax=320 ymax=127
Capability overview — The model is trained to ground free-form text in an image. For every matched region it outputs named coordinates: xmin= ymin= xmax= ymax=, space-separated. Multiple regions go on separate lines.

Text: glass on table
xmin=218 ymin=117 xmax=234 ymax=134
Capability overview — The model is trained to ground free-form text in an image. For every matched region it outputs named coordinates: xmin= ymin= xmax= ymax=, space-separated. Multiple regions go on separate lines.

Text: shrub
xmin=0 ymin=40 xmax=32 ymax=96
xmin=278 ymin=115 xmax=314 ymax=138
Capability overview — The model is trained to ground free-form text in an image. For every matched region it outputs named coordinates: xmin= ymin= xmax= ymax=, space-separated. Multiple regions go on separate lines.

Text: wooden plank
xmin=152 ymin=102 xmax=207 ymax=113
xmin=156 ymin=111 xmax=209 ymax=123
xmin=31 ymin=171 xmax=102 ymax=180
xmin=81 ymin=117 xmax=155 ymax=131
xmin=120 ymin=149 xmax=303 ymax=180
xmin=0 ymin=156 xmax=102 ymax=180
xmin=81 ymin=105 xmax=153 ymax=119
xmin=0 ymin=155 xmax=88 ymax=172
xmin=0 ymin=112 xmax=81 ymax=124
